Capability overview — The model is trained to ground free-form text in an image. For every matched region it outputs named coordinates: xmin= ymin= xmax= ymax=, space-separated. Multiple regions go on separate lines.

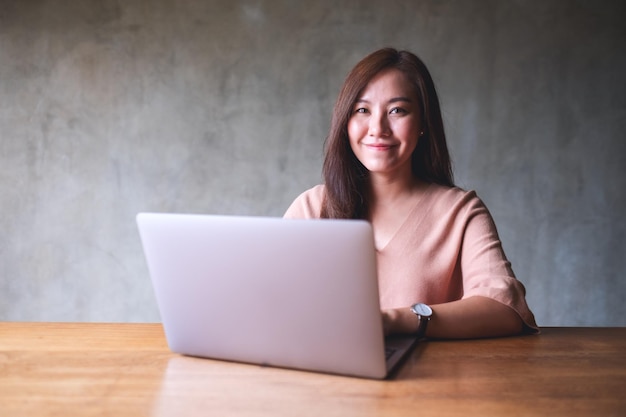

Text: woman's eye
xmin=354 ymin=108 xmax=368 ymax=114
xmin=390 ymin=107 xmax=406 ymax=114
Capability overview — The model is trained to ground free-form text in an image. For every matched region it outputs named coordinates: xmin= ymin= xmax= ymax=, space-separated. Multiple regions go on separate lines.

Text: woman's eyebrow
xmin=388 ymin=96 xmax=413 ymax=103
xmin=354 ymin=97 xmax=413 ymax=104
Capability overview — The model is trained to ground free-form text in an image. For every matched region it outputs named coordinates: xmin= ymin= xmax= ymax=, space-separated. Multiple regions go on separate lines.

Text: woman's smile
xmin=364 ymin=142 xmax=397 ymax=151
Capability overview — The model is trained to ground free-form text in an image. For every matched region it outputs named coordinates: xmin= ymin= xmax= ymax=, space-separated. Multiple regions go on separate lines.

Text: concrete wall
xmin=1 ymin=0 xmax=624 ymax=325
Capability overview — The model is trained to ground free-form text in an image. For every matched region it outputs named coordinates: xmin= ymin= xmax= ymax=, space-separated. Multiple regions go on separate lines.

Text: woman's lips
xmin=365 ymin=143 xmax=395 ymax=151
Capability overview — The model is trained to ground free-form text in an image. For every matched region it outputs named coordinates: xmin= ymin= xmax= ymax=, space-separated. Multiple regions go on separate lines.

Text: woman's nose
xmin=368 ymin=113 xmax=390 ymax=137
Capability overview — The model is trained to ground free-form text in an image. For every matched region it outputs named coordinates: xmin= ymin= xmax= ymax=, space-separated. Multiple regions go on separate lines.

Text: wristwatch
xmin=410 ymin=303 xmax=433 ymax=339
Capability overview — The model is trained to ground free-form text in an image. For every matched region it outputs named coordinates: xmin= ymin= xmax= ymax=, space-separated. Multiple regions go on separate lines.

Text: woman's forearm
xmin=382 ymin=296 xmax=523 ymax=339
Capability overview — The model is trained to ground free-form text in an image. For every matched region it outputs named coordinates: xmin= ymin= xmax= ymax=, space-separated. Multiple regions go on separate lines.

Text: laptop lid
xmin=137 ymin=213 xmax=410 ymax=379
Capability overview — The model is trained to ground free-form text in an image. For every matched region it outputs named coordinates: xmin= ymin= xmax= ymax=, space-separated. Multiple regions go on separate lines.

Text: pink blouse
xmin=284 ymin=183 xmax=539 ymax=333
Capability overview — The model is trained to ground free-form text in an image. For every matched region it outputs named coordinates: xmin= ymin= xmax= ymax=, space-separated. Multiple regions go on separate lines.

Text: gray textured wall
xmin=1 ymin=0 xmax=624 ymax=326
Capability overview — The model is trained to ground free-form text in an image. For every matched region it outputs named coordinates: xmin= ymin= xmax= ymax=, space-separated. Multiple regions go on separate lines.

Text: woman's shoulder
xmin=426 ymin=182 xmax=481 ymax=205
xmin=292 ymin=184 xmax=326 ymax=205
xmin=423 ymin=183 xmax=499 ymax=231
xmin=283 ymin=184 xmax=326 ymax=219
xmin=303 ymin=183 xmax=326 ymax=198
xmin=422 ymin=183 xmax=491 ymax=220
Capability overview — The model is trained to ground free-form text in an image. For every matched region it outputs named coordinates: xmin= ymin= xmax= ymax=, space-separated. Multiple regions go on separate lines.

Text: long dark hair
xmin=321 ymin=48 xmax=454 ymax=219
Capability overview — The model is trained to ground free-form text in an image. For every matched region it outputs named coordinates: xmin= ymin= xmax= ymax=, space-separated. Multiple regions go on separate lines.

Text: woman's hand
xmin=381 ymin=309 xmax=394 ymax=336
xmin=381 ymin=307 xmax=419 ymax=336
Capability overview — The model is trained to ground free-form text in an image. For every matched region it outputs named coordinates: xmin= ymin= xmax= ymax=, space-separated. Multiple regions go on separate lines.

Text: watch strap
xmin=415 ymin=315 xmax=429 ymax=338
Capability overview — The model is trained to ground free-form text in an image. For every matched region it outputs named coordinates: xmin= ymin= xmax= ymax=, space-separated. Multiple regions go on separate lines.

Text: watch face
xmin=413 ymin=303 xmax=432 ymax=317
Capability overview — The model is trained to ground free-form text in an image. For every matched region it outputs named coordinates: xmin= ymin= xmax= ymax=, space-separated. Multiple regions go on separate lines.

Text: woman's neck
xmin=366 ymin=172 xmax=423 ymax=207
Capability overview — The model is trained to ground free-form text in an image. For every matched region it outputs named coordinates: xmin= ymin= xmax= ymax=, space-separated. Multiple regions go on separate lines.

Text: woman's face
xmin=347 ymin=68 xmax=422 ymax=180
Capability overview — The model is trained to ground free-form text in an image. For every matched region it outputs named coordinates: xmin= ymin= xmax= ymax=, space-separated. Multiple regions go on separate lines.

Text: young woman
xmin=284 ymin=48 xmax=538 ymax=339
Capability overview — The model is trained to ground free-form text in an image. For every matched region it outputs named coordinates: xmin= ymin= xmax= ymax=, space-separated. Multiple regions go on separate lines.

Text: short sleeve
xmin=459 ymin=194 xmax=539 ymax=333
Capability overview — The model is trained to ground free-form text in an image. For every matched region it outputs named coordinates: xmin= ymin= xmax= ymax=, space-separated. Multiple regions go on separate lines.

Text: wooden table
xmin=0 ymin=323 xmax=624 ymax=416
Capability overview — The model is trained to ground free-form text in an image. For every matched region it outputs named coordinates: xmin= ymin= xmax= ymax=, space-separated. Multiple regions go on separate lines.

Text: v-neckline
xmin=373 ymin=182 xmax=433 ymax=253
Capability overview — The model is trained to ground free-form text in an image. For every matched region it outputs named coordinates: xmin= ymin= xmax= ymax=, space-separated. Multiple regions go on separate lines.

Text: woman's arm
xmin=382 ymin=295 xmax=523 ymax=339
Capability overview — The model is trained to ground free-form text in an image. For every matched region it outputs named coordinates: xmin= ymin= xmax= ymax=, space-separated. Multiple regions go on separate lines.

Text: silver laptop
xmin=137 ymin=213 xmax=417 ymax=379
